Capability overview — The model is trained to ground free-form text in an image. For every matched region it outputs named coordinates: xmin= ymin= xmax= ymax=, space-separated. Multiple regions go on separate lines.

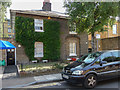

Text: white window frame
xmin=113 ymin=24 xmax=117 ymax=34
xmin=34 ymin=42 xmax=44 ymax=57
xmin=8 ymin=21 xmax=10 ymax=25
xmin=34 ymin=19 xmax=44 ymax=32
xmin=69 ymin=42 xmax=77 ymax=56
xmin=69 ymin=23 xmax=77 ymax=34
xmin=8 ymin=28 xmax=11 ymax=33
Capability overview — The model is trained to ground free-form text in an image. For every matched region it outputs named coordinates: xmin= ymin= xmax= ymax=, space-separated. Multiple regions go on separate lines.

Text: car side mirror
xmin=100 ymin=61 xmax=107 ymax=66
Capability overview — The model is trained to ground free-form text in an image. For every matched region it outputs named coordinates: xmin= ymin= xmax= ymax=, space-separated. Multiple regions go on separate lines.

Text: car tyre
xmin=83 ymin=74 xmax=97 ymax=89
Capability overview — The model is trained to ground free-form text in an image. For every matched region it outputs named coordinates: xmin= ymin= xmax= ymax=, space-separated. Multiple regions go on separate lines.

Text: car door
xmin=99 ymin=52 xmax=117 ymax=79
xmin=112 ymin=51 xmax=120 ymax=77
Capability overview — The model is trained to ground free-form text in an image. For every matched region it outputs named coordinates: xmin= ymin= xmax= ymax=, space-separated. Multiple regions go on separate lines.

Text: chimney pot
xmin=42 ymin=0 xmax=51 ymax=11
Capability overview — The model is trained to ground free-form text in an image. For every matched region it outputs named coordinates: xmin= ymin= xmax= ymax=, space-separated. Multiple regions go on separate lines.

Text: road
xmin=2 ymin=77 xmax=120 ymax=90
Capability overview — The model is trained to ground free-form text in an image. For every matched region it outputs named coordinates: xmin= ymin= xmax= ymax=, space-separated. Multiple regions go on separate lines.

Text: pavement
xmin=2 ymin=73 xmax=63 ymax=88
xmin=1 ymin=65 xmax=63 ymax=89
xmin=3 ymin=65 xmax=19 ymax=79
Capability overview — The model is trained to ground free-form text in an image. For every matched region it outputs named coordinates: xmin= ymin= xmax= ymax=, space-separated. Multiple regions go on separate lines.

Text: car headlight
xmin=72 ymin=70 xmax=83 ymax=75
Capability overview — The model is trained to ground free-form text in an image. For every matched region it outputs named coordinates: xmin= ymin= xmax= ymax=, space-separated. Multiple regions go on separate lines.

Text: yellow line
xmin=24 ymin=82 xmax=59 ymax=88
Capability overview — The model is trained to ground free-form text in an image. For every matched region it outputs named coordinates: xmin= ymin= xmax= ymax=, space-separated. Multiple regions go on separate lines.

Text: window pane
xmin=69 ymin=42 xmax=76 ymax=55
xmin=34 ymin=42 xmax=43 ymax=57
xmin=112 ymin=51 xmax=120 ymax=61
xmin=8 ymin=28 xmax=11 ymax=33
xmin=69 ymin=23 xmax=77 ymax=34
xmin=112 ymin=51 xmax=119 ymax=57
xmin=101 ymin=52 xmax=113 ymax=62
xmin=34 ymin=19 xmax=43 ymax=32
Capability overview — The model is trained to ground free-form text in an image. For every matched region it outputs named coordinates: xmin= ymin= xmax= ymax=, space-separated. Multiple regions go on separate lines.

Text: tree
xmin=0 ymin=0 xmax=11 ymax=38
xmin=64 ymin=1 xmax=119 ymax=52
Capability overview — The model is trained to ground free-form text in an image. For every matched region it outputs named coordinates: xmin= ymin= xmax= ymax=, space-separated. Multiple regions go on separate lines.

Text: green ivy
xmin=15 ymin=16 xmax=60 ymax=61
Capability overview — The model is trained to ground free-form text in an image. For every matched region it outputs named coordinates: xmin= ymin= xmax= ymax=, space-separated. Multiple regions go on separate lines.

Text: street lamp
xmin=2 ymin=21 xmax=5 ymax=38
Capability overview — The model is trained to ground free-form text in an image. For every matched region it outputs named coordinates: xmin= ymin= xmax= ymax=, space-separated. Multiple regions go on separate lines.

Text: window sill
xmin=69 ymin=32 xmax=77 ymax=34
xmin=69 ymin=54 xmax=77 ymax=56
xmin=35 ymin=30 xmax=44 ymax=32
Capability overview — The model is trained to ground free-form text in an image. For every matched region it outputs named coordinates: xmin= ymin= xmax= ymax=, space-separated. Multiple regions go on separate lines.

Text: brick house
xmin=88 ymin=18 xmax=120 ymax=51
xmin=0 ymin=18 xmax=16 ymax=66
xmin=3 ymin=19 xmax=14 ymax=38
xmin=10 ymin=0 xmax=88 ymax=64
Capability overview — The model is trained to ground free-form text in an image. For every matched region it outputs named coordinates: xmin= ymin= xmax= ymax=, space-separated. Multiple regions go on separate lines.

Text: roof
xmin=10 ymin=9 xmax=69 ymax=19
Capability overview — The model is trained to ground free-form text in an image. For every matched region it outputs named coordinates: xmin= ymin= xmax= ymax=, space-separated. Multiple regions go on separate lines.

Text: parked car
xmin=61 ymin=50 xmax=120 ymax=89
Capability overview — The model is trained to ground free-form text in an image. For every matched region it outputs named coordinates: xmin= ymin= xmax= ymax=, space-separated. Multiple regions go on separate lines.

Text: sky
xmin=7 ymin=0 xmax=66 ymax=19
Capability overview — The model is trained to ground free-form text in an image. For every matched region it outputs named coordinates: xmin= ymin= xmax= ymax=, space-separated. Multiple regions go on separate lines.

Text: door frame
xmin=6 ymin=48 xmax=16 ymax=66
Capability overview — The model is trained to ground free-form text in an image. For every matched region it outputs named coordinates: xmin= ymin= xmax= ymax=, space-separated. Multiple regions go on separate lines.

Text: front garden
xmin=18 ymin=61 xmax=69 ymax=77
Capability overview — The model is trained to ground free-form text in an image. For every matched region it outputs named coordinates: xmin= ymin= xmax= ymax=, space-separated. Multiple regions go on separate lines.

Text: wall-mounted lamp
xmin=99 ymin=45 xmax=100 ymax=47
xmin=48 ymin=16 xmax=51 ymax=19
xmin=18 ymin=45 xmax=21 ymax=48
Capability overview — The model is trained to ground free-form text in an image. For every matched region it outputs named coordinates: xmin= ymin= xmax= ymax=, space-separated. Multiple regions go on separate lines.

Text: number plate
xmin=63 ymin=74 xmax=69 ymax=79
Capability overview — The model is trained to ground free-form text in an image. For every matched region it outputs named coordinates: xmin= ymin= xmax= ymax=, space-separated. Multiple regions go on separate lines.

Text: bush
xmin=15 ymin=16 xmax=60 ymax=61
xmin=52 ymin=63 xmax=64 ymax=69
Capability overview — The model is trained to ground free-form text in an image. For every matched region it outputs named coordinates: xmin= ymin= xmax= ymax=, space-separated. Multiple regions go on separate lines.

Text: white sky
xmin=7 ymin=0 xmax=66 ymax=19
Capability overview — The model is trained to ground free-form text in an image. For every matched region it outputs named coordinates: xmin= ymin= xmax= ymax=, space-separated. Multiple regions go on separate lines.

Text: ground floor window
xmin=69 ymin=42 xmax=77 ymax=56
xmin=34 ymin=42 xmax=43 ymax=57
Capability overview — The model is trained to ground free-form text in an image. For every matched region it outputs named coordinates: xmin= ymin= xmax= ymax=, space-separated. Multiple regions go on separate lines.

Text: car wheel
xmin=83 ymin=74 xmax=97 ymax=89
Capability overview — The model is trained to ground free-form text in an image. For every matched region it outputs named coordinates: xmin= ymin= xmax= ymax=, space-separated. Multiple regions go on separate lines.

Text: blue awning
xmin=0 ymin=40 xmax=16 ymax=49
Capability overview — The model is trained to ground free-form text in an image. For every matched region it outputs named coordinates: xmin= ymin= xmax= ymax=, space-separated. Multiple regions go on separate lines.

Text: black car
xmin=61 ymin=50 xmax=120 ymax=89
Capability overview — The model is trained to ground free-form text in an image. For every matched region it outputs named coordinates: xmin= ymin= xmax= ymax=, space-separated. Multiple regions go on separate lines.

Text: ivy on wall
xmin=15 ymin=16 xmax=60 ymax=61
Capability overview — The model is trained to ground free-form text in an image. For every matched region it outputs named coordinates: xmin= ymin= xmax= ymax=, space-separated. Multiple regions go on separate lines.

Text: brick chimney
xmin=42 ymin=0 xmax=51 ymax=11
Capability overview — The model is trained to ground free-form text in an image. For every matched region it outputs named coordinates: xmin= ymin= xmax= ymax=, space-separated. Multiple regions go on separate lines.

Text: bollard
xmin=21 ymin=63 xmax=23 ymax=71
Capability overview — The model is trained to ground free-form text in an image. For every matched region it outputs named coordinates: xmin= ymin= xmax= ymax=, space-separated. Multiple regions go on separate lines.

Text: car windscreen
xmin=77 ymin=52 xmax=102 ymax=64
xmin=77 ymin=54 xmax=89 ymax=62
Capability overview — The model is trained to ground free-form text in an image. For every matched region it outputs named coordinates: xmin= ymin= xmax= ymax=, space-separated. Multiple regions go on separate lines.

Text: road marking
xmin=23 ymin=82 xmax=60 ymax=88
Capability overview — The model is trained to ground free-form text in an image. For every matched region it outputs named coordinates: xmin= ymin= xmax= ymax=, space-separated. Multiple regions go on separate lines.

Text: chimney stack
xmin=42 ymin=0 xmax=51 ymax=11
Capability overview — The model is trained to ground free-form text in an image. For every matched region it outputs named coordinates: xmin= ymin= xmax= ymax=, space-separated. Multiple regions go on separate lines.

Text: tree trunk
xmin=91 ymin=33 xmax=95 ymax=52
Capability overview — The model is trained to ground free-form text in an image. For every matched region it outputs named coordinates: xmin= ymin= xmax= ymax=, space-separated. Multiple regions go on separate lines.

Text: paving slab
xmin=2 ymin=77 xmax=35 ymax=88
xmin=34 ymin=73 xmax=62 ymax=83
xmin=2 ymin=73 xmax=63 ymax=88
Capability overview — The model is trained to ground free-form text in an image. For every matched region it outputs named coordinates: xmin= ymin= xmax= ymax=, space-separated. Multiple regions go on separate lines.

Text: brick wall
xmin=1 ymin=38 xmax=29 ymax=64
xmin=3 ymin=20 xmax=14 ymax=38
xmin=59 ymin=19 xmax=88 ymax=60
xmin=101 ymin=36 xmax=120 ymax=50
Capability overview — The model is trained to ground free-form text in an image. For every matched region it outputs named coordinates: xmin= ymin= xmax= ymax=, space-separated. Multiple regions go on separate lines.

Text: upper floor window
xmin=69 ymin=23 xmax=77 ymax=34
xmin=8 ymin=28 xmax=11 ymax=33
xmin=8 ymin=21 xmax=10 ymax=25
xmin=69 ymin=42 xmax=77 ymax=56
xmin=34 ymin=19 xmax=44 ymax=32
xmin=13 ymin=29 xmax=15 ymax=33
xmin=113 ymin=24 xmax=117 ymax=34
